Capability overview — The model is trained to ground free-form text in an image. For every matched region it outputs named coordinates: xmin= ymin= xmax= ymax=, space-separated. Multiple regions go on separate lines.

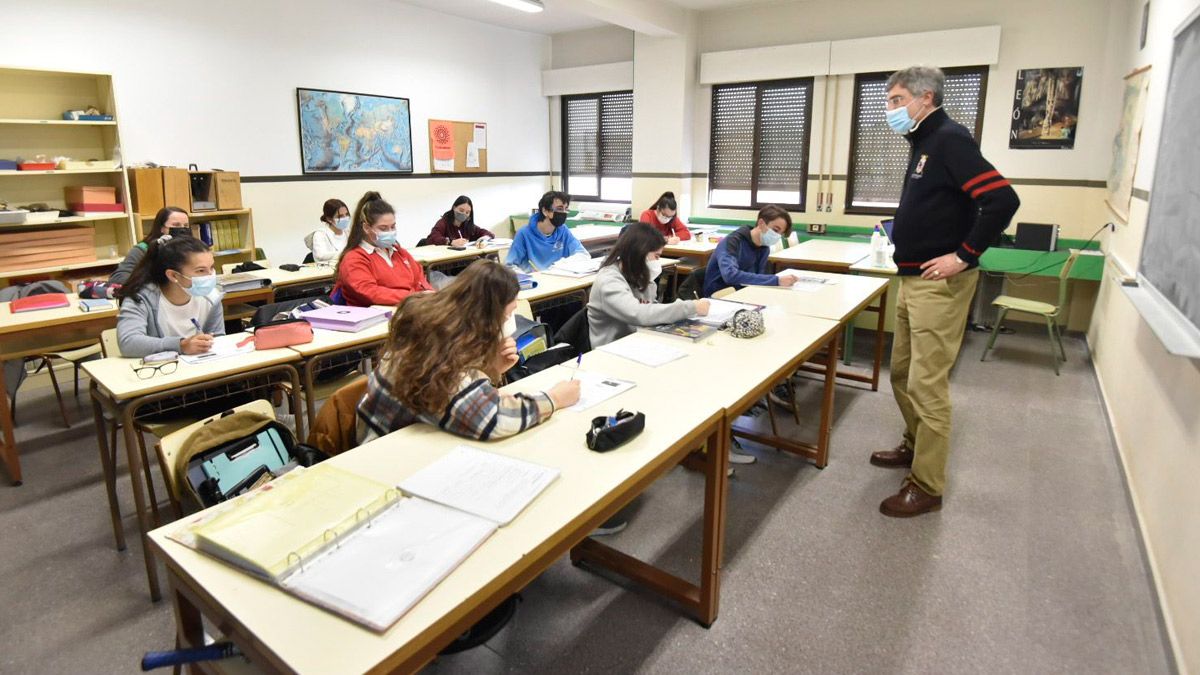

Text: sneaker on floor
xmin=729 ymin=448 xmax=757 ymax=464
xmin=592 ymin=515 xmax=628 ymax=536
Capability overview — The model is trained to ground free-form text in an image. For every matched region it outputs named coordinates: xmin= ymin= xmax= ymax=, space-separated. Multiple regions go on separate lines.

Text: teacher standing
xmin=872 ymin=66 xmax=1020 ymax=517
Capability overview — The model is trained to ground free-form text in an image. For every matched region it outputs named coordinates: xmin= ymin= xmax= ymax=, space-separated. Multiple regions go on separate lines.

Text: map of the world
xmin=297 ymin=88 xmax=413 ymax=173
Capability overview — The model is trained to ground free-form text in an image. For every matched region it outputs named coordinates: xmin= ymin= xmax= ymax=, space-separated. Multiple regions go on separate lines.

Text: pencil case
xmin=586 ymin=409 xmax=645 ymax=453
xmin=250 ymin=318 xmax=313 ymax=349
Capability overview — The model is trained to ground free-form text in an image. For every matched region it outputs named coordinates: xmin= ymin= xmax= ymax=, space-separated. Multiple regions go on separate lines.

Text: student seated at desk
xmin=333 ymin=191 xmax=433 ymax=306
xmin=703 ymin=204 xmax=798 ymax=297
xmin=357 ymin=259 xmax=580 ymax=444
xmin=109 ymin=207 xmax=187 ymax=286
xmin=588 ymin=223 xmax=710 ymax=348
xmin=505 ymin=191 xmax=587 ymax=272
xmin=116 ymin=235 xmax=223 ymax=357
xmin=638 ymin=191 xmax=690 ymax=244
xmin=426 ymin=195 xmax=494 ymax=246
xmin=305 ymin=198 xmax=349 ymax=263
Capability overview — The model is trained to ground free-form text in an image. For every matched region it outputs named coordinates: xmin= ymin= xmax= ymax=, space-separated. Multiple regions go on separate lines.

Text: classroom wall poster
xmin=1106 ymin=66 xmax=1151 ymax=223
xmin=296 ymin=87 xmax=413 ymax=174
xmin=430 ymin=121 xmax=455 ymax=172
xmin=1009 ymin=67 xmax=1084 ymax=149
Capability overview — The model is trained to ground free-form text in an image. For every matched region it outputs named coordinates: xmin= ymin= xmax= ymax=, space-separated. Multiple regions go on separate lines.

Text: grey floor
xmin=0 ymin=326 xmax=1175 ymax=674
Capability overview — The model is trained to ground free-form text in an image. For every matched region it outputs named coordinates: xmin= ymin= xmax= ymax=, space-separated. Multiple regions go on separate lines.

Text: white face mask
xmin=760 ymin=228 xmax=782 ymax=248
xmin=501 ymin=312 xmax=518 ymax=338
xmin=656 ymin=212 xmax=673 ymax=225
xmin=646 ymin=257 xmax=663 ymax=281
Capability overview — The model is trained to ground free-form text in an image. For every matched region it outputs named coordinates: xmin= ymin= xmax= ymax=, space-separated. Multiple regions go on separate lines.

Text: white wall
xmin=4 ymin=0 xmax=551 ymax=262
xmin=1089 ymin=0 xmax=1200 ymax=672
xmin=551 ymin=25 xmax=634 ymax=69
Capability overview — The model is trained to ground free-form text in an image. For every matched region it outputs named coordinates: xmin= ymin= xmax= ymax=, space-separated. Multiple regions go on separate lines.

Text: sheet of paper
xmin=777 ymin=269 xmax=837 ymax=293
xmin=281 ymin=498 xmax=495 ymax=632
xmin=466 ymin=143 xmax=480 ymax=168
xmin=598 ymin=337 xmax=688 ymax=367
xmin=565 ymin=369 xmax=636 ymax=412
xmin=472 ymin=123 xmax=487 ymax=149
xmin=179 ymin=333 xmax=255 ymax=364
xmin=546 ymin=255 xmax=601 ymax=276
xmin=432 ymin=157 xmax=454 ymax=172
xmin=691 ymin=298 xmax=762 ymax=327
xmin=399 ymin=445 xmax=559 ymax=526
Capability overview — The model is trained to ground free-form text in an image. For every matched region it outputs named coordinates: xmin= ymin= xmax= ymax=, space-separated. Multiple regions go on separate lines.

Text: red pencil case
xmin=243 ymin=318 xmax=313 ymax=350
xmin=11 ymin=293 xmax=70 ymax=312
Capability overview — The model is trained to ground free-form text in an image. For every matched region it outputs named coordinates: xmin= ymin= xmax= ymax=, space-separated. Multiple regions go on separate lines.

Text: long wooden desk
xmin=769 ymin=239 xmax=871 ymax=272
xmin=662 ymin=238 xmax=719 ymax=266
xmin=84 ymin=343 xmax=305 ymax=601
xmin=0 ymin=295 xmax=118 ymax=484
xmin=409 ymin=244 xmax=508 ymax=272
xmin=730 ymin=273 xmax=890 ymax=390
xmin=149 ymin=307 xmax=844 ymax=671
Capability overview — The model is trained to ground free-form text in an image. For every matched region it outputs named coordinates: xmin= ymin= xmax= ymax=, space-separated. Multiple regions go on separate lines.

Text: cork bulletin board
xmin=428 ymin=119 xmax=488 ymax=173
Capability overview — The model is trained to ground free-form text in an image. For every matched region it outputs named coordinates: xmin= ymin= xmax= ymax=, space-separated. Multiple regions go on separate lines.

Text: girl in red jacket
xmin=638 ymin=191 xmax=691 ymax=244
xmin=333 ymin=191 xmax=432 ymax=307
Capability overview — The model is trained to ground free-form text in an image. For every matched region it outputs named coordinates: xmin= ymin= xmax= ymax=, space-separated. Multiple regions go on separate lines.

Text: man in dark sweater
xmin=871 ymin=66 xmax=1020 ymax=517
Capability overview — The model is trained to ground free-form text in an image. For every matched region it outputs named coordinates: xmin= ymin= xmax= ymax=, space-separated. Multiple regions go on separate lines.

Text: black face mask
xmin=550 ymin=211 xmax=568 ymax=227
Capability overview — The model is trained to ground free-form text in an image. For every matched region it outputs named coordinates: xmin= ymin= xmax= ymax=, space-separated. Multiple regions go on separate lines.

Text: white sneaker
xmin=592 ymin=515 xmax=628 ymax=536
xmin=729 ymin=449 xmax=757 ymax=464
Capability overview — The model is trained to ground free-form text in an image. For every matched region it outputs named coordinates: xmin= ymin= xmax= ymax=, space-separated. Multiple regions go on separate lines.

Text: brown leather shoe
xmin=870 ymin=443 xmax=914 ymax=468
xmin=880 ymin=481 xmax=942 ymax=518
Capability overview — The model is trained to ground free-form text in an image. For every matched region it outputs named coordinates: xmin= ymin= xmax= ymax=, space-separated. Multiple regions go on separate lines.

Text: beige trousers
xmin=890 ymin=269 xmax=979 ymax=496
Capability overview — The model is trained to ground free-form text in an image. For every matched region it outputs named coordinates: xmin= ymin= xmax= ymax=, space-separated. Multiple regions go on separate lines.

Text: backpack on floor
xmin=175 ymin=410 xmax=326 ymax=511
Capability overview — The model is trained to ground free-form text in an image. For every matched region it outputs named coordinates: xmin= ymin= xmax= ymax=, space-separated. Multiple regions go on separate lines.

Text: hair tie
xmin=156 ymin=234 xmax=173 ymax=244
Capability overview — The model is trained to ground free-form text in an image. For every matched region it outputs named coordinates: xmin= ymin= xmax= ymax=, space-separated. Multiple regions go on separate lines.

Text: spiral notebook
xmin=176 ymin=450 xmax=557 ymax=631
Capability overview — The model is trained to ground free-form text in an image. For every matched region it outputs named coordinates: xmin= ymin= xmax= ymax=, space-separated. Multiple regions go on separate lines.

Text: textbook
xmin=175 ymin=448 xmax=558 ymax=631
xmin=78 ymin=298 xmax=114 ymax=312
xmin=10 ymin=293 xmax=70 ymax=313
xmin=300 ymin=305 xmax=390 ymax=333
xmin=217 ymin=272 xmax=269 ymax=293
xmin=638 ymin=319 xmax=718 ymax=342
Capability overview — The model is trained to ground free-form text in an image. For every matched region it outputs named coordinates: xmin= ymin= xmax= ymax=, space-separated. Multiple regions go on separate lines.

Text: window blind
xmin=562 ymin=91 xmax=632 ymax=200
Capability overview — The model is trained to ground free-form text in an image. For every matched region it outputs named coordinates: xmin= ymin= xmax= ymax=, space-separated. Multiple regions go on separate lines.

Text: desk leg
xmin=815 ymin=333 xmax=839 ymax=469
xmin=843 ymin=323 xmax=855 ymax=366
xmin=570 ymin=418 xmax=726 ymax=627
xmin=121 ymin=404 xmax=162 ymax=602
xmin=302 ymin=357 xmax=318 ymax=435
xmin=0 ymin=358 xmax=22 ymax=485
xmin=870 ymin=287 xmax=888 ymax=391
xmin=91 ymin=383 xmax=125 ymax=551
xmin=286 ymin=366 xmax=306 ymax=442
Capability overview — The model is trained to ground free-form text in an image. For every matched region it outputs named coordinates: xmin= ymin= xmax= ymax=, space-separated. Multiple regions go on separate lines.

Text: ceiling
xmin=395 ymin=0 xmax=787 ymax=35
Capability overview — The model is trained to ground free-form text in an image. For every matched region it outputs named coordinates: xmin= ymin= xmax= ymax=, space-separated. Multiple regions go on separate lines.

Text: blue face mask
xmin=886 ymin=104 xmax=915 ymax=134
xmin=334 ymin=216 xmax=351 ymax=231
xmin=374 ymin=230 xmax=398 ymax=248
xmin=760 ymin=228 xmax=782 ymax=248
xmin=182 ymin=273 xmax=218 ymax=298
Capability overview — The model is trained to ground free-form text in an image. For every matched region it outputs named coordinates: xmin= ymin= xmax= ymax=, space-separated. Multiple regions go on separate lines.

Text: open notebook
xmin=174 ymin=448 xmax=558 ymax=632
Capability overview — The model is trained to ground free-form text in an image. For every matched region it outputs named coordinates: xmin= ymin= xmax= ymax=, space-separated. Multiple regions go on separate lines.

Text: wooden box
xmin=128 ymin=168 xmax=165 ymax=215
xmin=162 ymin=168 xmax=192 ymax=212
xmin=65 ymin=186 xmax=117 ymax=205
xmin=188 ymin=171 xmax=216 ymax=212
xmin=0 ymin=227 xmax=95 ymax=271
xmin=214 ymin=171 xmax=242 ymax=210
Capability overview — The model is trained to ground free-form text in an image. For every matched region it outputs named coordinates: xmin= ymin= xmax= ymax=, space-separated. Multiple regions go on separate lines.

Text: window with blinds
xmin=562 ymin=91 xmax=633 ymax=202
xmin=709 ymin=78 xmax=813 ymax=210
xmin=846 ymin=66 xmax=989 ymax=214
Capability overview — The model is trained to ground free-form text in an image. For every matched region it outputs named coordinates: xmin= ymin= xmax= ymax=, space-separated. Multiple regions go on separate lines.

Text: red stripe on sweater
xmin=897 ymin=262 xmax=924 ymax=267
xmin=970 ymin=179 xmax=1011 ymax=199
xmin=961 ymin=170 xmax=1000 ymax=191
xmin=962 ymin=242 xmax=980 ymax=255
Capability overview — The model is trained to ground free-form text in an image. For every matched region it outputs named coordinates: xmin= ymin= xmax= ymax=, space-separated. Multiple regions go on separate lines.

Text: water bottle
xmin=871 ymin=225 xmax=886 ymax=266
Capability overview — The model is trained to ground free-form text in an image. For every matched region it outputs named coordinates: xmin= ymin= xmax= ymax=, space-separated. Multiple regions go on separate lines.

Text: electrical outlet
xmin=808 ymin=223 xmax=827 ymax=234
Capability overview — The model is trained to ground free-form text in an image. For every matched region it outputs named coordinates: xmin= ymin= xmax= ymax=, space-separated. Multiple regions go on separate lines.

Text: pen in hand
xmin=190 ymin=318 xmax=202 ymax=335
xmin=570 ymin=353 xmax=582 ymax=380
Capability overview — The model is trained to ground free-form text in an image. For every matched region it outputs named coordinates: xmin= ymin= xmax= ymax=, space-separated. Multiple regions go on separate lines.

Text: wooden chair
xmin=155 ymin=399 xmax=277 ymax=518
xmin=980 ymin=250 xmax=1080 ymax=375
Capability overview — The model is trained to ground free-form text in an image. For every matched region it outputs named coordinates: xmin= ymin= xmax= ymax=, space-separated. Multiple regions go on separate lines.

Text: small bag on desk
xmin=248 ymin=318 xmax=313 ymax=349
xmin=586 ymin=409 xmax=645 ymax=453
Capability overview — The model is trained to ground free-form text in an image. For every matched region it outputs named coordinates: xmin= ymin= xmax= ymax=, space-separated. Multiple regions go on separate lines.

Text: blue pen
xmin=190 ymin=318 xmax=202 ymax=335
xmin=570 ymin=353 xmax=582 ymax=380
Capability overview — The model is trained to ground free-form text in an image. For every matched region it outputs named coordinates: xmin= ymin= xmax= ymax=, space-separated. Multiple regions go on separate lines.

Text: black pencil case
xmin=586 ymin=409 xmax=645 ymax=453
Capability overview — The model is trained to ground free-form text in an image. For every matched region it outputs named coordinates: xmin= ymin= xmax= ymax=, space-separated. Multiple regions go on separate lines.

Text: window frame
xmin=560 ymin=89 xmax=633 ymax=204
xmin=707 ymin=77 xmax=815 ymax=212
xmin=844 ymin=65 xmax=990 ymax=216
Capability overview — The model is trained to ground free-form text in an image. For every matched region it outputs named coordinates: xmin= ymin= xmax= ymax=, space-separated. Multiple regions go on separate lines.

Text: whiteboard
xmin=1132 ymin=6 xmax=1200 ymax=357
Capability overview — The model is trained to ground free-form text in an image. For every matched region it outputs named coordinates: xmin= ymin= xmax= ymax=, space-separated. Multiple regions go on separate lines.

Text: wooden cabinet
xmin=0 ymin=66 xmax=137 ymax=286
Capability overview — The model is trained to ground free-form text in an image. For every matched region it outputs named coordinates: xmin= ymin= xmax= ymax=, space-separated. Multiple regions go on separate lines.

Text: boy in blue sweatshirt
xmin=703 ymin=204 xmax=797 ymax=297
xmin=506 ymin=191 xmax=587 ymax=272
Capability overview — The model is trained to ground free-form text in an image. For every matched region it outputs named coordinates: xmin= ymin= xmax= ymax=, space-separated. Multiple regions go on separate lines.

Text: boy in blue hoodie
xmin=506 ymin=191 xmax=588 ymax=272
xmin=703 ymin=204 xmax=797 ymax=297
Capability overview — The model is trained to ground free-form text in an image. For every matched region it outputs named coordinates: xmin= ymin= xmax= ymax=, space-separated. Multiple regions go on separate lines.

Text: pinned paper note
xmin=473 ymin=123 xmax=487 ymax=149
xmin=433 ymin=158 xmax=454 ymax=172
xmin=466 ymin=142 xmax=480 ymax=169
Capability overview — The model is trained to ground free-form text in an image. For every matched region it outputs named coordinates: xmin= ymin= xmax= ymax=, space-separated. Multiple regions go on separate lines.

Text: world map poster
xmin=297 ymin=88 xmax=413 ymax=174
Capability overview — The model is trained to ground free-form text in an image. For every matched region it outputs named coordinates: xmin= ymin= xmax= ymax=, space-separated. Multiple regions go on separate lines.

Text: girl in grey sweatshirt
xmin=587 ymin=223 xmax=709 ymax=348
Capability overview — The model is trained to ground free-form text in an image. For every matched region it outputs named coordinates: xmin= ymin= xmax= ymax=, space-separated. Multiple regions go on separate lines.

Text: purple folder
xmin=300 ymin=306 xmax=391 ymax=333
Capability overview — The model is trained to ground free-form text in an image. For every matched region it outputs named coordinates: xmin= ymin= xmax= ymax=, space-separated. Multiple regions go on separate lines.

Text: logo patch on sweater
xmin=914 ymin=154 xmax=928 ymax=175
